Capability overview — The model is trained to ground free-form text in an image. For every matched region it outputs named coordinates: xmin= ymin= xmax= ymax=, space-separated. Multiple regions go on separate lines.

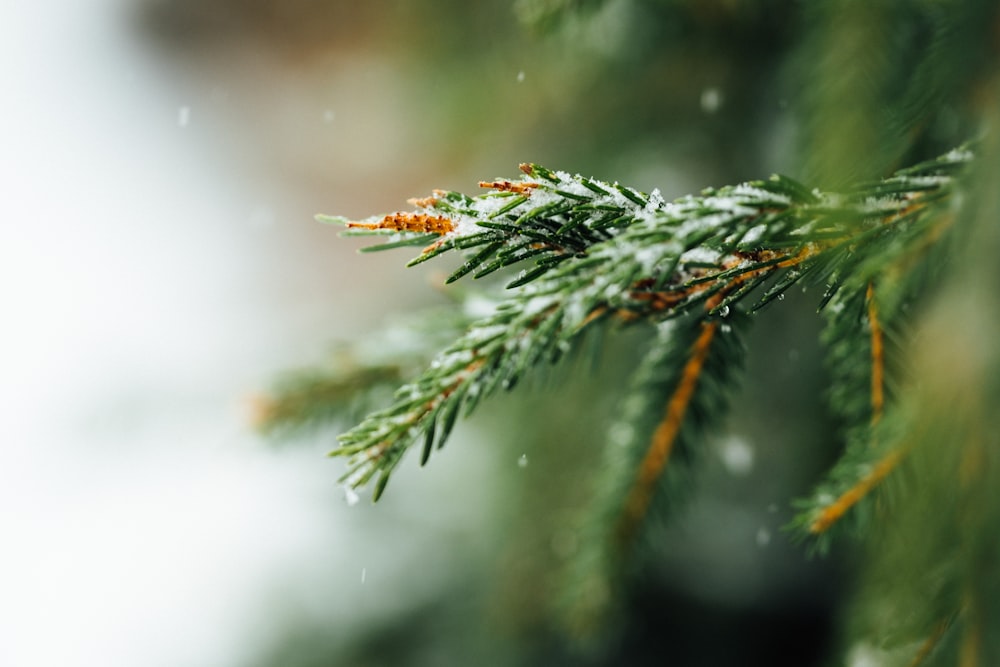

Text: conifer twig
xmin=616 ymin=310 xmax=719 ymax=544
xmin=271 ymin=144 xmax=982 ymax=649
xmin=322 ymin=146 xmax=970 ymax=504
xmin=808 ymin=446 xmax=907 ymax=534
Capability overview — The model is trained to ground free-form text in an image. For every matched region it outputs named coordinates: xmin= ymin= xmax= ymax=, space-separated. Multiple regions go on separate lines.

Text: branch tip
xmin=346 ymin=212 xmax=455 ymax=235
xmin=478 ymin=179 xmax=539 ymax=195
xmin=407 ymin=195 xmax=439 ymax=208
xmin=809 ymin=447 xmax=906 ymax=534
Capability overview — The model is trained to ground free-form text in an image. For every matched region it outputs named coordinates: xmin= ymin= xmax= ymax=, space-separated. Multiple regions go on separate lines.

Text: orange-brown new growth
xmin=407 ymin=195 xmax=439 ymax=208
xmin=809 ymin=447 xmax=906 ymax=534
xmin=617 ymin=318 xmax=719 ymax=543
xmin=347 ymin=212 xmax=455 ymax=235
xmin=867 ymin=283 xmax=885 ymax=426
xmin=478 ymin=179 xmax=539 ymax=195
xmin=622 ymin=247 xmax=819 ymax=320
xmin=406 ymin=189 xmax=451 ymax=208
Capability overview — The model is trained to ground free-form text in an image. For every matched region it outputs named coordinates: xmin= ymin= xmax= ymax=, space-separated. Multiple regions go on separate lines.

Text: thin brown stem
xmin=616 ymin=318 xmax=719 ymax=544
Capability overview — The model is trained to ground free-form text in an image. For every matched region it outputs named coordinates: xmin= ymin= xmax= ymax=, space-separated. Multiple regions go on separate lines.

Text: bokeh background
xmin=2 ymin=2 xmax=865 ymax=665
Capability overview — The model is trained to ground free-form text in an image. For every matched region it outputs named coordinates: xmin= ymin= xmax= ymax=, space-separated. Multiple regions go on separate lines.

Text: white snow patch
xmin=900 ymin=175 xmax=949 ymax=188
xmin=472 ymin=193 xmax=524 ymax=218
xmin=431 ymin=349 xmax=475 ymax=371
xmin=732 ymin=183 xmax=789 ymax=204
xmin=633 ymin=246 xmax=662 ymax=273
xmin=466 ymin=324 xmax=507 ymax=344
xmin=522 ymin=295 xmax=557 ymax=318
xmin=552 ymin=171 xmax=596 ymax=199
xmin=463 ymin=294 xmax=500 ymax=319
xmin=680 ymin=247 xmax=722 ymax=265
xmin=944 ymin=147 xmax=974 ymax=163
xmin=742 ymin=224 xmax=767 ymax=245
xmin=645 ymin=188 xmax=666 ymax=212
xmin=450 ymin=213 xmax=484 ymax=237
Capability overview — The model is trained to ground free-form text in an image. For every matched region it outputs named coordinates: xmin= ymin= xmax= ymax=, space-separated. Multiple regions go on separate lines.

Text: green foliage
xmin=315 ymin=148 xmax=967 ymax=505
xmin=263 ymin=145 xmax=976 ymax=651
xmin=259 ymin=1 xmax=1000 ymax=663
xmin=559 ymin=309 xmax=750 ymax=640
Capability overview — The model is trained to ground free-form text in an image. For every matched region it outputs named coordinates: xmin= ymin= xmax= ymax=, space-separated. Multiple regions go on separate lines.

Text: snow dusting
xmin=522 ymin=294 xmax=557 ymax=318
xmin=742 ymin=224 xmax=767 ymax=245
xmin=645 ymin=188 xmax=666 ymax=211
xmin=944 ymin=147 xmax=974 ymax=163
xmin=632 ymin=245 xmax=667 ymax=273
xmin=679 ymin=246 xmax=722 ymax=265
xmin=732 ymin=183 xmax=789 ymax=204
xmin=463 ymin=294 xmax=500 ymax=319
xmin=466 ymin=323 xmax=508 ymax=345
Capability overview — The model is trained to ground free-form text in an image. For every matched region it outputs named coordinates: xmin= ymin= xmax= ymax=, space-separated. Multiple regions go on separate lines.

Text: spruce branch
xmin=325 ymin=146 xmax=971 ymax=505
xmin=559 ymin=305 xmax=750 ymax=638
xmin=788 ymin=148 xmax=970 ymax=542
xmin=255 ymin=301 xmax=487 ymax=437
xmin=253 ymin=364 xmax=404 ymax=437
xmin=254 ymin=138 xmax=984 ymax=658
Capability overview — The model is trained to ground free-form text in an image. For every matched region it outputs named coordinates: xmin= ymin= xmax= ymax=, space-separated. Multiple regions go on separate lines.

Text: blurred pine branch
xmin=260 ymin=0 xmax=1000 ymax=663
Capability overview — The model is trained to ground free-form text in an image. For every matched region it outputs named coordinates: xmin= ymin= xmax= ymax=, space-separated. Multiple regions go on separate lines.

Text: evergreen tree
xmin=259 ymin=2 xmax=1000 ymax=664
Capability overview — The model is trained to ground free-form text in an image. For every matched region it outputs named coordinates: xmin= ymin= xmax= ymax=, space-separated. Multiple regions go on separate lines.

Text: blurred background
xmin=0 ymin=1 xmax=905 ymax=665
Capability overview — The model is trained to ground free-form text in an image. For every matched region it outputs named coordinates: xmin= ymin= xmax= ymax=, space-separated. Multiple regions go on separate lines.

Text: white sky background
xmin=0 ymin=3 xmax=497 ymax=665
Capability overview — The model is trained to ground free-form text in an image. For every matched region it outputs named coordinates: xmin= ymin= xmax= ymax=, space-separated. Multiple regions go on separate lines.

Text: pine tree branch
xmin=267 ymin=141 xmax=984 ymax=659
xmin=806 ymin=445 xmax=907 ymax=536
xmin=328 ymin=146 xmax=971 ymax=502
xmin=557 ymin=308 xmax=750 ymax=638
xmin=617 ymin=314 xmax=719 ymax=544
xmin=256 ymin=301 xmax=486 ymax=438
xmin=789 ymin=147 xmax=975 ymax=541
xmin=253 ymin=365 xmax=403 ymax=436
